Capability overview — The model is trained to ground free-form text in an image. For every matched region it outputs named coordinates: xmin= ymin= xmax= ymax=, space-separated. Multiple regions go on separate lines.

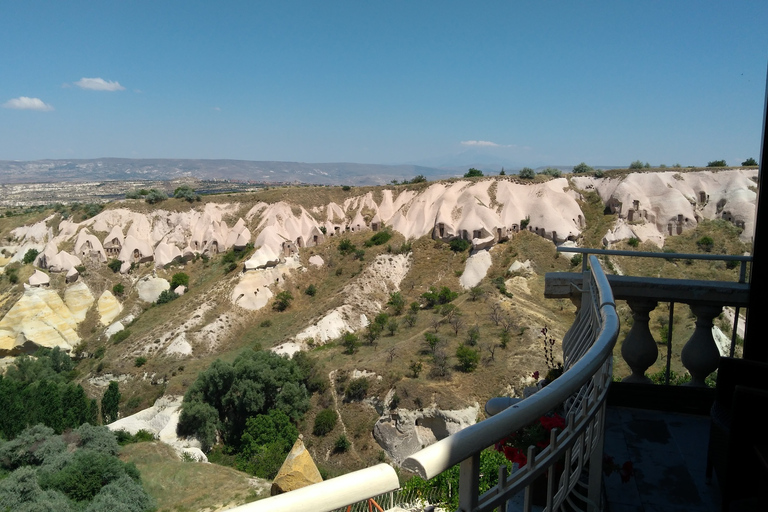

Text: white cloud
xmin=461 ymin=140 xmax=500 ymax=147
xmin=74 ymin=77 xmax=125 ymax=91
xmin=2 ymin=96 xmax=54 ymax=111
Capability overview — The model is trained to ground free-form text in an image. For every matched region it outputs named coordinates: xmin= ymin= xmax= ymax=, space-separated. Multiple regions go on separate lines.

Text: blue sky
xmin=1 ymin=1 xmax=766 ymax=169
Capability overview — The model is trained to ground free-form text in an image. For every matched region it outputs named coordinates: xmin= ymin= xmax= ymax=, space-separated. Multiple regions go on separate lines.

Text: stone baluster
xmin=621 ymin=300 xmax=659 ymax=384
xmin=680 ymin=304 xmax=723 ymax=387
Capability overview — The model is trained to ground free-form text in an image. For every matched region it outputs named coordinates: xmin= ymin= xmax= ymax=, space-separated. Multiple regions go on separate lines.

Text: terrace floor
xmin=603 ymin=406 xmax=721 ymax=512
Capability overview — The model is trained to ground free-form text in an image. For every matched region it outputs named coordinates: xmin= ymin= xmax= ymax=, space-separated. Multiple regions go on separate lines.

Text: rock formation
xmin=270 ymin=436 xmax=323 ymax=496
xmin=373 ymin=404 xmax=480 ymax=465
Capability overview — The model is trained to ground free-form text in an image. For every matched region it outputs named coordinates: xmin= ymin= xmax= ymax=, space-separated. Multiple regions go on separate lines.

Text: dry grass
xmin=120 ymin=442 xmax=266 ymax=512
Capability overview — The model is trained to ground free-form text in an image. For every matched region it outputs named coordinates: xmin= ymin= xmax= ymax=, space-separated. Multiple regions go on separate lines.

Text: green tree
xmin=410 ymin=174 xmax=427 ymax=183
xmin=386 ymin=319 xmax=399 ymax=336
xmin=539 ymin=167 xmax=561 ymax=177
xmin=387 ymin=291 xmax=405 ymax=315
xmin=629 ymin=160 xmax=645 ymax=169
xmin=144 ymin=189 xmax=167 ymax=204
xmin=334 ymin=434 xmax=351 ymax=453
xmin=236 ymin=410 xmax=297 ymax=479
xmin=345 ymin=378 xmax=369 ymax=401
xmin=22 ymin=248 xmax=39 ymax=265
xmin=456 ymin=345 xmax=480 ymax=372
xmin=464 ymin=168 xmax=483 ymax=178
xmin=742 ymin=157 xmax=758 ymax=166
xmin=518 ymin=167 xmax=535 ymax=179
xmin=273 ymin=291 xmax=294 ymax=311
xmin=449 ymin=238 xmax=471 ymax=252
xmin=112 ymin=283 xmax=124 ymax=296
xmin=313 ymin=409 xmax=338 ymax=436
xmin=707 ymin=160 xmax=727 ymax=167
xmin=305 ymin=284 xmax=317 ymax=296
xmin=101 ymin=382 xmax=120 ymax=425
xmin=341 ymin=332 xmax=360 ymax=355
xmin=170 ymin=272 xmax=189 ymax=288
xmin=176 ymin=401 xmax=219 ymax=452
xmin=156 ymin=289 xmax=179 ymax=304
xmin=572 ymin=162 xmax=594 ymax=174
xmin=107 ymin=259 xmax=121 ymax=273
xmin=173 ymin=185 xmax=199 ymax=202
xmin=178 ymin=349 xmax=309 ymax=448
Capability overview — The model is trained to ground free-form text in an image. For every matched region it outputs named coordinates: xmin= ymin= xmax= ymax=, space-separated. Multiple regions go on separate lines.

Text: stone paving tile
xmin=604 ymin=407 xmax=721 ymax=512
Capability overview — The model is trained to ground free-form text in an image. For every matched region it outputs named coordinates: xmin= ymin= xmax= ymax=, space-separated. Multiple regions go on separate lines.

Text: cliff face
xmin=0 ymin=170 xmax=757 ymax=357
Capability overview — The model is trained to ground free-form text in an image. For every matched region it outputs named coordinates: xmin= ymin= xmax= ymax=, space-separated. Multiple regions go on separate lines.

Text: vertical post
xmin=666 ymin=302 xmax=674 ymax=385
xmin=744 ymin=63 xmax=768 ymax=363
xmin=730 ymin=306 xmax=740 ymax=358
xmin=458 ymin=453 xmax=480 ymax=512
xmin=587 ymin=403 xmax=606 ymax=512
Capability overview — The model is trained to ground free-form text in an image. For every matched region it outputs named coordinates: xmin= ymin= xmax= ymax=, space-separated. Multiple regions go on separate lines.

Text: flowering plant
xmin=494 ymin=413 xmax=566 ymax=467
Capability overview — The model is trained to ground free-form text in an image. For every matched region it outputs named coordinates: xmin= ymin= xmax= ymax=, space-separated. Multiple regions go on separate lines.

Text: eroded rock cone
xmin=270 ymin=436 xmax=323 ymax=496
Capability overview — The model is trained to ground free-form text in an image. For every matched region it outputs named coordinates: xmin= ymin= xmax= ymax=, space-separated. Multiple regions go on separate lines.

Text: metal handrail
xmin=226 ymin=464 xmax=400 ymax=512
xmin=559 ymin=246 xmax=752 ymax=283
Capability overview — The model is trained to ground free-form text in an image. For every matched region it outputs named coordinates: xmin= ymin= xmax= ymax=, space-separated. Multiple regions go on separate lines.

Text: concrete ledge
xmin=545 ymin=272 xmax=749 ymax=307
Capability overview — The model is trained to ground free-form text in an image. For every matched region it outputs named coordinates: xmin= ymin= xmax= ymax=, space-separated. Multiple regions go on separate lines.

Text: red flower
xmin=539 ymin=414 xmax=566 ymax=432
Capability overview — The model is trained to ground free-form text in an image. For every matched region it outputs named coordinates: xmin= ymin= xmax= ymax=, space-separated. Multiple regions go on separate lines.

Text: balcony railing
xmin=236 ymin=255 xmax=618 ymax=512
xmin=546 ymin=247 xmax=751 ymax=387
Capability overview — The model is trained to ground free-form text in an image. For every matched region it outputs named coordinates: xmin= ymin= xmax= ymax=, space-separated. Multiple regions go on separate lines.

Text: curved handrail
xmin=226 ymin=464 xmax=400 ymax=512
xmin=402 ymin=255 xmax=618 ymax=479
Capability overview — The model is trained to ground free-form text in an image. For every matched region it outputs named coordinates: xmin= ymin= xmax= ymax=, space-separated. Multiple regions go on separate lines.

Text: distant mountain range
xmin=0 ymin=158 xmax=621 ymax=186
xmin=0 ymin=158 xmax=460 ymax=186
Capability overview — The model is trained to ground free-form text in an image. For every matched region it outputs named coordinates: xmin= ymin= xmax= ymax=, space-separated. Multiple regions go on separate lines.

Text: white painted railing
xmin=225 ymin=463 xmax=400 ymax=512
xmin=234 ymin=255 xmax=618 ymax=512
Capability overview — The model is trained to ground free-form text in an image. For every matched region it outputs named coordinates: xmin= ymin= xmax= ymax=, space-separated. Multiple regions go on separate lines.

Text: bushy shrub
xmin=313 ymin=409 xmax=338 ymax=436
xmin=178 ymin=349 xmax=310 ymax=449
xmin=707 ymin=160 xmax=727 ymax=167
xmin=236 ymin=410 xmax=298 ymax=479
xmin=464 ymin=168 xmax=483 ymax=178
xmin=572 ymin=162 xmax=594 ymax=174
xmin=22 ymin=248 xmax=39 ymax=264
xmin=156 ymin=289 xmax=179 ymax=304
xmin=110 ymin=329 xmax=131 ymax=344
xmin=449 ymin=238 xmax=471 ymax=252
xmin=144 ymin=189 xmax=167 ymax=204
xmin=170 ymin=272 xmax=189 ymax=288
xmin=112 ymin=283 xmax=124 ymax=296
xmin=173 ymin=185 xmax=199 ymax=202
xmin=305 ymin=284 xmax=317 ymax=297
xmin=742 ymin=157 xmax=757 ymax=166
xmin=272 ymin=291 xmax=293 ymax=311
xmin=421 ymin=286 xmax=458 ymax=308
xmin=338 ymin=239 xmax=355 ymax=255
xmin=107 ymin=259 xmax=121 ymax=273
xmin=345 ymin=378 xmax=369 ymax=401
xmin=365 ymin=230 xmax=392 ymax=247
xmin=341 ymin=332 xmax=359 ymax=354
xmin=334 ymin=434 xmax=351 ymax=453
xmin=697 ymin=235 xmax=714 ymax=252
xmin=518 ymin=167 xmax=535 ymax=179
xmin=456 ymin=345 xmax=480 ymax=372
xmin=539 ymin=167 xmax=561 ymax=177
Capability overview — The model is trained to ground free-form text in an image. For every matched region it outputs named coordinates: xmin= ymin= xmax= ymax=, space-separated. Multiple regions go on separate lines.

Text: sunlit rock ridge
xmin=0 ymin=170 xmax=757 ymax=356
